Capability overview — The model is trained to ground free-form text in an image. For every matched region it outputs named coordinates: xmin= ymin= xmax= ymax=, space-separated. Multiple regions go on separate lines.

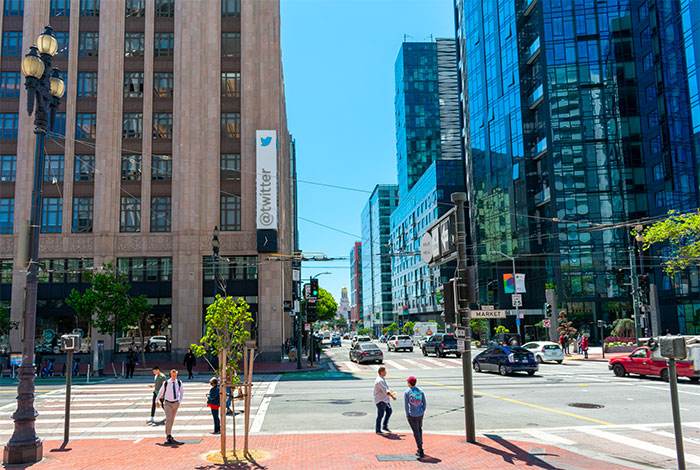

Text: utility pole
xmin=628 ymin=248 xmax=643 ymax=343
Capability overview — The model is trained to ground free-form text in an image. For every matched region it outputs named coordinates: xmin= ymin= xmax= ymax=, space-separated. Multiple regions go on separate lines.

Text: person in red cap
xmin=404 ymin=376 xmax=426 ymax=458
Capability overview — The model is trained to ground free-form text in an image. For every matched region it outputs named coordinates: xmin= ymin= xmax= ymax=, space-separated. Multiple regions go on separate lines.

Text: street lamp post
xmin=4 ymin=25 xmax=65 ymax=465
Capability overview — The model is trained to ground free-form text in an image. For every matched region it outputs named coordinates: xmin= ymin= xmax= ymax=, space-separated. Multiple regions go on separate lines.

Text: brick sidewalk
xmin=2 ymin=432 xmax=636 ymax=470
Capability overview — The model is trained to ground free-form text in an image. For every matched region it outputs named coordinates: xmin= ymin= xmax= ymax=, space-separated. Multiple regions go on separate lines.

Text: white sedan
xmin=522 ymin=341 xmax=564 ymax=364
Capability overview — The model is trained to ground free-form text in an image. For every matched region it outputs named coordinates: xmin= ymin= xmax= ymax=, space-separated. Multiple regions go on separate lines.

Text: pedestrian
xmin=316 ymin=337 xmax=322 ymax=362
xmin=404 ymin=376 xmax=426 ymax=459
xmin=156 ymin=369 xmax=183 ymax=445
xmin=183 ymin=348 xmax=197 ymax=379
xmin=576 ymin=333 xmax=583 ymax=354
xmin=581 ymin=334 xmax=589 ymax=359
xmin=125 ymin=347 xmax=137 ymax=378
xmin=374 ymin=366 xmax=396 ymax=434
xmin=560 ymin=334 xmax=569 ymax=355
xmin=207 ymin=377 xmax=221 ymax=434
xmin=147 ymin=366 xmax=167 ymax=424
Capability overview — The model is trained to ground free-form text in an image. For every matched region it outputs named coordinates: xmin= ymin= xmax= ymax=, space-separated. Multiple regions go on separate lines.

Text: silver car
xmin=522 ymin=341 xmax=564 ymax=364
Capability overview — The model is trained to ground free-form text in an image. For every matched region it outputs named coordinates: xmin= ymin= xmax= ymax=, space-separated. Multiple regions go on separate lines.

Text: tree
xmin=0 ymin=306 xmax=18 ymax=337
xmin=494 ymin=325 xmax=510 ymax=334
xmin=402 ymin=321 xmax=415 ymax=336
xmin=470 ymin=319 xmax=488 ymax=340
xmin=382 ymin=322 xmax=398 ymax=336
xmin=357 ymin=328 xmax=371 ymax=336
xmin=67 ymin=263 xmax=151 ymax=364
xmin=316 ymin=287 xmax=338 ymax=322
xmin=556 ymin=310 xmax=577 ymax=338
xmin=636 ymin=210 xmax=700 ymax=276
xmin=334 ymin=316 xmax=348 ymax=330
xmin=611 ymin=318 xmax=635 ymax=338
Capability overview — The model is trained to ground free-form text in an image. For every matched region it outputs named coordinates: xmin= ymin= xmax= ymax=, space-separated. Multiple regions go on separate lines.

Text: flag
xmin=503 ymin=273 xmax=514 ymax=294
xmin=515 ymin=273 xmax=526 ymax=293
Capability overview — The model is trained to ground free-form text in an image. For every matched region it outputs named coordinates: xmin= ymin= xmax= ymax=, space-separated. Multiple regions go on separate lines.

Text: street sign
xmin=542 ymin=319 xmax=551 ymax=328
xmin=294 ymin=300 xmax=300 ymax=312
xmin=304 ymin=323 xmax=310 ymax=331
xmin=283 ymin=300 xmax=292 ymax=311
xmin=457 ymin=339 xmax=466 ymax=352
xmin=511 ymin=294 xmax=522 ymax=307
xmin=470 ymin=310 xmax=507 ymax=319
xmin=455 ymin=327 xmax=467 ymax=339
xmin=482 ymin=305 xmax=494 ymax=311
xmin=420 ymin=233 xmax=433 ymax=264
xmin=304 ymin=284 xmax=310 ymax=299
xmin=292 ymin=269 xmax=300 ymax=281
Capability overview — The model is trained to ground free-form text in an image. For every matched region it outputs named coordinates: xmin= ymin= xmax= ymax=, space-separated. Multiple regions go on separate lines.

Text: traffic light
xmin=639 ymin=275 xmax=650 ymax=304
xmin=544 ymin=303 xmax=552 ymax=317
xmin=614 ymin=267 xmax=626 ymax=288
xmin=442 ymin=280 xmax=456 ymax=324
xmin=306 ymin=298 xmax=317 ymax=322
xmin=310 ymin=278 xmax=319 ymax=298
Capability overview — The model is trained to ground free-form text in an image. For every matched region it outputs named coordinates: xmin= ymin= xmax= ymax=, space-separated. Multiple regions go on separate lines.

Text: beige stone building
xmin=0 ymin=0 xmax=295 ymax=363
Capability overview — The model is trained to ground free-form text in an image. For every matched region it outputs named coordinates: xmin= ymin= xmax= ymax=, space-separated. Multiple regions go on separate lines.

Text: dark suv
xmin=489 ymin=333 xmax=521 ymax=347
xmin=422 ymin=334 xmax=460 ymax=357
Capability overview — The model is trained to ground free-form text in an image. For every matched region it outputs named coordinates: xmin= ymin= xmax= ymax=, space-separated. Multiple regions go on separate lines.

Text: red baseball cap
xmin=407 ymin=376 xmax=417 ymax=385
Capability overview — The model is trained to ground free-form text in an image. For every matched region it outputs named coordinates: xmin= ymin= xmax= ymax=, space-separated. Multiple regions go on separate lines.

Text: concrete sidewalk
xmin=1 ymin=432 xmax=638 ymax=470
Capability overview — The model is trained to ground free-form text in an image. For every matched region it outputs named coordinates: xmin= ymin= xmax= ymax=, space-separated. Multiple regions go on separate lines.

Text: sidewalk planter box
xmin=604 ymin=345 xmax=637 ymax=353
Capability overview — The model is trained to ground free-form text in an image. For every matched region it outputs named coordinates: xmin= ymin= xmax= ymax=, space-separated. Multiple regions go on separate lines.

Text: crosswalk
xmin=0 ymin=376 xmax=279 ymax=442
xmin=336 ymin=357 xmax=465 ymax=372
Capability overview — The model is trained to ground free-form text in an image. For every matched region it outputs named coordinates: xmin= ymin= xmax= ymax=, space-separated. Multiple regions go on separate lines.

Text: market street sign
xmin=470 ymin=310 xmax=507 ymax=319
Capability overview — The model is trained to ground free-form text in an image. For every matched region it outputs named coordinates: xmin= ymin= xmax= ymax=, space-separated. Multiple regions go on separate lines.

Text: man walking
xmin=156 ymin=369 xmax=184 ymax=444
xmin=404 ymin=376 xmax=426 ymax=458
xmin=147 ymin=366 xmax=166 ymax=424
xmin=183 ymin=348 xmax=197 ymax=379
xmin=125 ymin=347 xmax=137 ymax=378
xmin=373 ymin=366 xmax=395 ymax=434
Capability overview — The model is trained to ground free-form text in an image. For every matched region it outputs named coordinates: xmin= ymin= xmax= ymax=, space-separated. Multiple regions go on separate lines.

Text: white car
xmin=351 ymin=335 xmax=372 ymax=347
xmin=414 ymin=336 xmax=429 ymax=348
xmin=522 ymin=341 xmax=564 ymax=364
xmin=387 ymin=335 xmax=414 ymax=352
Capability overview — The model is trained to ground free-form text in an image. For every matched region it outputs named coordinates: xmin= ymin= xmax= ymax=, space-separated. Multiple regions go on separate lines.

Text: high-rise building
xmin=0 ymin=0 xmax=296 ymax=362
xmin=338 ymin=286 xmax=350 ymax=323
xmin=681 ymin=0 xmax=700 ymax=161
xmin=455 ymin=0 xmax=699 ymax=338
xmin=361 ymin=184 xmax=398 ymax=333
xmin=349 ymin=241 xmax=362 ymax=329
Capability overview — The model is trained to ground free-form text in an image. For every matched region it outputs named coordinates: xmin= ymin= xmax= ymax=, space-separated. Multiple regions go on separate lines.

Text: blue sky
xmin=280 ymin=0 xmax=454 ymax=304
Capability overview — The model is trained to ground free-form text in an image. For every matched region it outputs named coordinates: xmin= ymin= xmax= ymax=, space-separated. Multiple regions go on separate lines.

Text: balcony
xmin=523 ymin=0 xmax=537 ymax=16
xmin=528 ymin=84 xmax=544 ymax=110
xmin=534 ymin=186 xmax=550 ymax=206
xmin=527 ymin=37 xmax=541 ymax=64
xmin=534 ymin=137 xmax=547 ymax=158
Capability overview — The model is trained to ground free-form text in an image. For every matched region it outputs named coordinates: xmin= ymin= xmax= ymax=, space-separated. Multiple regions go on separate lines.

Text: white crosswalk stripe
xmin=384 ymin=360 xmax=407 ymax=370
xmin=334 ymin=358 xmax=461 ymax=372
xmin=402 ymin=359 xmax=431 ymax=370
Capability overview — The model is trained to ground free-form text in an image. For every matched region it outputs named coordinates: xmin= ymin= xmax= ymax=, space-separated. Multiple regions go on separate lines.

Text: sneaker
xmin=166 ymin=435 xmax=174 ymax=444
xmin=375 ymin=431 xmax=383 ymax=434
xmin=146 ymin=417 xmax=154 ymax=424
xmin=382 ymin=427 xmax=391 ymax=433
xmin=416 ymin=451 xmax=425 ymax=458
xmin=211 ymin=430 xmax=220 ymax=435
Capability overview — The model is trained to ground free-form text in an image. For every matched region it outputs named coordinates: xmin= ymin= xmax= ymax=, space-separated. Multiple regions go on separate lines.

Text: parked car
xmin=522 ymin=341 xmax=564 ymax=364
xmin=330 ymin=336 xmax=342 ymax=347
xmin=351 ymin=335 xmax=372 ymax=348
xmin=489 ymin=333 xmax=522 ymax=347
xmin=422 ymin=334 xmax=460 ymax=357
xmin=608 ymin=346 xmax=699 ymax=382
xmin=473 ymin=346 xmax=538 ymax=376
xmin=387 ymin=335 xmax=414 ymax=352
xmin=349 ymin=342 xmax=383 ymax=364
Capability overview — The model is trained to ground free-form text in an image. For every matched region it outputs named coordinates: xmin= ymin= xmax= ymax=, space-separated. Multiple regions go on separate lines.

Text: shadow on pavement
xmin=476 ymin=435 xmax=561 ymax=470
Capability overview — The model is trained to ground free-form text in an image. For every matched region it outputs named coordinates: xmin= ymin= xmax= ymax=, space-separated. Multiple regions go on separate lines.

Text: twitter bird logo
xmin=260 ymin=136 xmax=272 ymax=147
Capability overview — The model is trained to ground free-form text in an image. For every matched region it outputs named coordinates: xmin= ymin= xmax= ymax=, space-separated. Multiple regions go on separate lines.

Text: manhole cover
xmin=331 ymin=400 xmax=352 ymax=405
xmin=568 ymin=403 xmax=604 ymax=409
xmin=342 ymin=411 xmax=367 ymax=417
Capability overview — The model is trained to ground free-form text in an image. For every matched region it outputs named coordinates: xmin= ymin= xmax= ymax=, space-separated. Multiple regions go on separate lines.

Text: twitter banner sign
xmin=256 ymin=130 xmax=278 ymax=230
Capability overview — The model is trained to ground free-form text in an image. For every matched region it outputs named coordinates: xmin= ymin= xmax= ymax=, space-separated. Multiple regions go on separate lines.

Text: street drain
xmin=342 ymin=411 xmax=367 ymax=417
xmin=568 ymin=403 xmax=604 ymax=409
xmin=331 ymin=400 xmax=353 ymax=405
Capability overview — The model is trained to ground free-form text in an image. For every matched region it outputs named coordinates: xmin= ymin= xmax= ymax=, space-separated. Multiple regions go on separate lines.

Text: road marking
xmin=580 ymin=428 xmax=700 ymax=465
xmin=327 ymin=362 xmax=337 ymax=372
xmin=421 ymin=358 xmax=444 ymax=368
xmin=250 ymin=375 xmax=280 ymax=433
xmin=642 ymin=385 xmax=700 ymax=396
xmin=384 ymin=360 xmax=407 ymax=370
xmin=403 ymin=359 xmax=431 ymax=370
xmin=524 ymin=430 xmax=576 ymax=446
xmin=369 ymin=364 xmax=381 ymax=371
xmin=133 ymin=437 xmax=143 ymax=444
xmin=343 ymin=361 xmax=360 ymax=372
xmin=443 ymin=359 xmax=463 ymax=366
xmin=652 ymin=430 xmax=700 ymax=446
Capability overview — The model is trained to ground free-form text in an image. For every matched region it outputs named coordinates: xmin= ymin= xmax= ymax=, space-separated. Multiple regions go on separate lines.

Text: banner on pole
xmin=503 ymin=273 xmax=514 ymax=294
xmin=515 ymin=273 xmax=526 ymax=293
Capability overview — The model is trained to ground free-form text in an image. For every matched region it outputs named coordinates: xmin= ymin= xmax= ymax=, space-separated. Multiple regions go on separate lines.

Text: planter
xmin=604 ymin=345 xmax=636 ymax=353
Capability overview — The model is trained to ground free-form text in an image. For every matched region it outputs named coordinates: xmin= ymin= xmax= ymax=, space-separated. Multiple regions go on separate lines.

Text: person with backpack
xmin=156 ymin=369 xmax=184 ymax=445
xmin=404 ymin=376 xmax=427 ymax=459
xmin=148 ymin=366 xmax=167 ymax=424
xmin=207 ymin=377 xmax=221 ymax=434
xmin=183 ymin=348 xmax=197 ymax=379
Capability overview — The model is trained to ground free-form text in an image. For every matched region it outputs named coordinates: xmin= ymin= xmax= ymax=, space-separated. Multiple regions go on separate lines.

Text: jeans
xmin=150 ymin=392 xmax=164 ymax=418
xmin=211 ymin=407 xmax=220 ymax=432
xmin=375 ymin=401 xmax=392 ymax=432
xmin=186 ymin=365 xmax=194 ymax=379
xmin=407 ymin=415 xmax=424 ymax=452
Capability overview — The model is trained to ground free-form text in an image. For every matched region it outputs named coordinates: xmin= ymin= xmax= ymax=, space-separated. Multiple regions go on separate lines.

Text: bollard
xmin=86 ymin=364 xmax=90 ymax=383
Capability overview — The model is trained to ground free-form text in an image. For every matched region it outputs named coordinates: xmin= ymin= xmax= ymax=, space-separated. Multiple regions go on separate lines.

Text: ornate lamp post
xmin=3 ymin=25 xmax=65 ymax=465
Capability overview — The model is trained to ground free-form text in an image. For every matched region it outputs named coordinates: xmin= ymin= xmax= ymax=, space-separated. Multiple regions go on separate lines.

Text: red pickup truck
xmin=609 ymin=347 xmax=699 ymax=382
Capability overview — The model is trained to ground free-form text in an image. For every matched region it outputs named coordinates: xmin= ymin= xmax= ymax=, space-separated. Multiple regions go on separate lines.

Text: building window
xmin=50 ymin=0 xmax=69 ymax=16
xmin=646 ymin=84 xmax=655 ymax=103
xmin=4 ymin=0 xmax=23 ymax=16
xmin=655 ymin=191 xmax=665 ymax=208
xmin=640 ymin=27 xmax=651 ymax=47
xmin=153 ymin=73 xmax=174 ymax=98
xmin=121 ymin=154 xmax=142 ymax=181
xmin=0 ymin=156 xmax=16 ymax=182
xmin=72 ymin=197 xmax=93 ymax=233
xmin=639 ymin=2 xmax=648 ymax=20
xmin=220 ymin=195 xmax=241 ymax=231
xmin=54 ymin=31 xmax=69 ymax=57
xmin=2 ymin=32 xmax=22 ymax=57
xmin=221 ymin=72 xmax=241 ymax=98
xmin=76 ymin=113 xmax=97 ymax=139
xmin=44 ymin=155 xmax=64 ymax=182
xmin=153 ymin=113 xmax=172 ymax=139
xmin=0 ymin=198 xmax=14 ymax=233
xmin=79 ymin=32 xmax=99 ymax=57
xmin=120 ymin=197 xmax=141 ymax=232
xmin=118 ymin=257 xmax=171 ymax=282
xmin=652 ymin=163 xmax=664 ymax=181
xmin=0 ymin=72 xmax=21 ymax=98
xmin=124 ymin=72 xmax=144 ymax=98
xmin=125 ymin=0 xmax=145 ymax=17
xmin=155 ymin=0 xmax=174 ymax=18
xmin=643 ymin=53 xmax=653 ymax=71
xmin=647 ymin=110 xmax=659 ymax=128
xmin=125 ymin=33 xmax=145 ymax=58
xmin=154 ymin=33 xmax=174 ymax=59
xmin=123 ymin=113 xmax=143 ymax=139
xmin=151 ymin=155 xmax=172 ymax=180
xmin=222 ymin=33 xmax=241 ymax=58
xmin=80 ymin=0 xmax=100 ymax=17
xmin=74 ymin=155 xmax=95 ymax=181
xmin=221 ymin=113 xmax=240 ymax=139
xmin=222 ymin=0 xmax=240 ymax=16
xmin=41 ymin=197 xmax=62 ymax=233
xmin=0 ymin=114 xmax=19 ymax=139
xmin=77 ymin=72 xmax=98 ymax=98
xmin=220 ymin=154 xmax=240 ymax=180
xmin=150 ymin=196 xmax=171 ymax=232
xmin=52 ymin=112 xmax=66 ymax=137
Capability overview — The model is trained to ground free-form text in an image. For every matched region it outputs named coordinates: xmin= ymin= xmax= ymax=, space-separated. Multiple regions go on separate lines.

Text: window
xmin=79 ymin=32 xmax=99 ymax=57
xmin=155 ymin=0 xmax=174 ymax=17
xmin=655 ymin=191 xmax=665 ymax=208
xmin=124 ymin=72 xmax=144 ymax=98
xmin=125 ymin=33 xmax=144 ymax=58
xmin=151 ymin=155 xmax=172 ymax=180
xmin=153 ymin=113 xmax=172 ymax=139
xmin=41 ymin=197 xmax=62 ymax=233
xmin=0 ymin=156 xmax=16 ymax=182
xmin=640 ymin=27 xmax=650 ymax=47
xmin=151 ymin=196 xmax=171 ymax=232
xmin=50 ymin=0 xmax=69 ymax=16
xmin=153 ymin=73 xmax=173 ymax=98
xmin=645 ymin=84 xmax=655 ymax=103
xmin=72 ymin=197 xmax=93 ymax=233
xmin=121 ymin=154 xmax=142 ymax=181
xmin=653 ymin=163 xmax=664 ymax=181
xmin=77 ymin=72 xmax=98 ymax=98
xmin=639 ymin=2 xmax=648 ymax=21
xmin=74 ymin=155 xmax=95 ymax=181
xmin=222 ymin=33 xmax=241 ymax=58
xmin=221 ymin=154 xmax=240 ymax=180
xmin=221 ymin=113 xmax=240 ymax=139
xmin=0 ymin=72 xmax=21 ymax=98
xmin=44 ymin=155 xmax=64 ymax=182
xmin=0 ymin=198 xmax=13 ymax=234
xmin=643 ymin=53 xmax=653 ymax=71
xmin=123 ymin=113 xmax=143 ymax=139
xmin=0 ymin=114 xmax=18 ymax=139
xmin=154 ymin=33 xmax=174 ymax=59
xmin=54 ymin=31 xmax=69 ymax=57
xmin=221 ymin=72 xmax=241 ymax=98
xmin=120 ymin=197 xmax=141 ymax=232
xmin=52 ymin=112 xmax=66 ymax=137
xmin=222 ymin=0 xmax=240 ymax=16
xmin=2 ymin=32 xmax=22 ymax=57
xmin=125 ymin=0 xmax=145 ymax=17
xmin=647 ymin=110 xmax=659 ymax=128
xmin=80 ymin=0 xmax=99 ymax=16
xmin=651 ymin=136 xmax=662 ymax=154
xmin=4 ymin=0 xmax=23 ymax=16
xmin=76 ymin=113 xmax=97 ymax=139
xmin=220 ymin=195 xmax=241 ymax=231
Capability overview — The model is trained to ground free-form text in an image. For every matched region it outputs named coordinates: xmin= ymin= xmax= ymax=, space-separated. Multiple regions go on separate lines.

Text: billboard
xmin=256 ymin=130 xmax=278 ymax=230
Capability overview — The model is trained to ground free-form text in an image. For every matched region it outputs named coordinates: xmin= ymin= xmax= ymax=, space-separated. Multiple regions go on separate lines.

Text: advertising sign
xmin=256 ymin=130 xmax=278 ymax=230
xmin=515 ymin=273 xmax=526 ymax=293
xmin=503 ymin=273 xmax=515 ymax=294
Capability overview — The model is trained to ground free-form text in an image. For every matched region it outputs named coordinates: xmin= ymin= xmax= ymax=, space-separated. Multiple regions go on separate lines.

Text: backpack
xmin=163 ymin=379 xmax=182 ymax=400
